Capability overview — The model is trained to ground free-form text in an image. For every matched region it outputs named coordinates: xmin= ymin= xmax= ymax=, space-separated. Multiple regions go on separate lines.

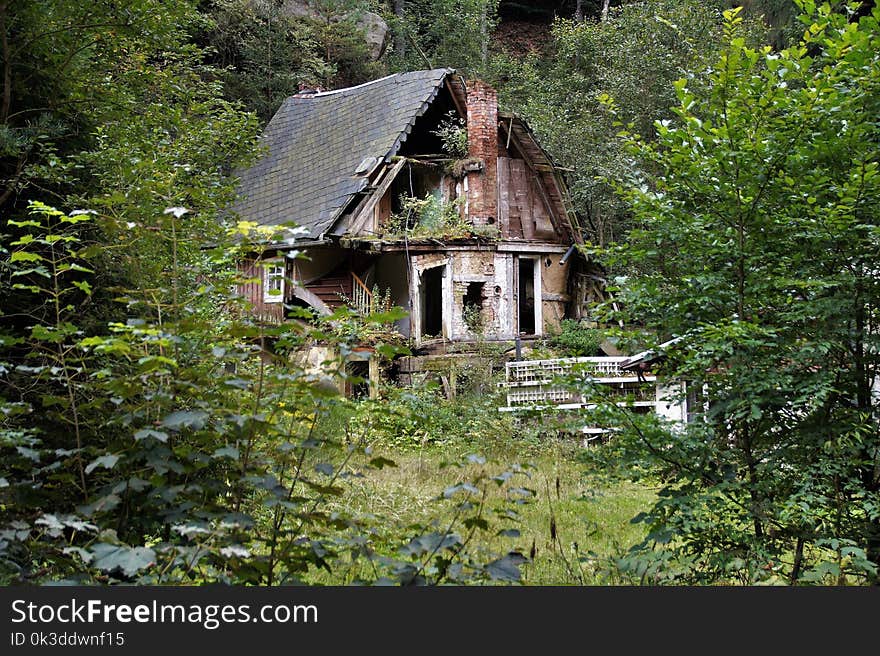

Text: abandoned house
xmin=230 ymin=68 xmax=600 ymax=389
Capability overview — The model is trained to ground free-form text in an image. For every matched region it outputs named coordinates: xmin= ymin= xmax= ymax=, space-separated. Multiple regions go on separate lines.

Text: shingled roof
xmin=230 ymin=68 xmax=454 ymax=240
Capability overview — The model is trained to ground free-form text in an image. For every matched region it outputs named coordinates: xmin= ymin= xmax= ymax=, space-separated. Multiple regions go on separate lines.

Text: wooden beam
xmin=496 ymin=242 xmax=569 ymax=253
xmin=348 ymin=158 xmax=407 ymax=236
xmin=290 ymin=285 xmax=332 ymax=315
xmin=532 ymin=171 xmax=564 ymax=238
xmin=446 ymin=76 xmax=468 ymax=121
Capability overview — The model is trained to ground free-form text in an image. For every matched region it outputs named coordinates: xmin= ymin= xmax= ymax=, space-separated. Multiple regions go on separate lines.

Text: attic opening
xmin=388 ymin=163 xmax=458 ymax=233
xmin=420 ymin=266 xmax=444 ymax=338
xmin=397 ymin=83 xmax=461 ymax=158
xmin=391 ymin=165 xmax=442 ymax=216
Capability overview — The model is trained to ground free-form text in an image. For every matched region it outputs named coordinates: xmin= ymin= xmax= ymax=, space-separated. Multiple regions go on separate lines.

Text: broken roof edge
xmin=321 ymin=70 xmax=459 ymax=240
xmin=619 ymin=336 xmax=685 ymax=370
xmin=497 ymin=112 xmax=561 ymax=164
xmin=305 ymin=67 xmax=455 ymax=99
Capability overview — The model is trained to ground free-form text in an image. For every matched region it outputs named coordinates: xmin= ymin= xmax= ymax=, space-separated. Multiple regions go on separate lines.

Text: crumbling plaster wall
xmin=447 ymin=250 xmax=569 ymax=340
xmin=541 ymin=257 xmax=570 ymax=334
xmin=450 ymin=251 xmax=497 ymax=338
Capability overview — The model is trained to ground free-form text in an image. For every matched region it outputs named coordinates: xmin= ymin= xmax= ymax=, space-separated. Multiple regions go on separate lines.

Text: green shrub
xmin=547 ymin=320 xmax=602 ymax=357
xmin=355 ymin=381 xmax=515 ymax=452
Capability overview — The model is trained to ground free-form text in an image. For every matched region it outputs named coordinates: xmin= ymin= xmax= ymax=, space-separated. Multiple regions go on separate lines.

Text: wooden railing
xmin=351 ymin=272 xmax=372 ymax=315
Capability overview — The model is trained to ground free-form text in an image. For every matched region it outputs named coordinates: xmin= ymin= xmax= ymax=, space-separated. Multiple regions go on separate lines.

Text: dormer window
xmin=263 ymin=260 xmax=285 ymax=303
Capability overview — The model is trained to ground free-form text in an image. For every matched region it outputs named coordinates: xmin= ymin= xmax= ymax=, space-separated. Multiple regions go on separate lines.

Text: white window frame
xmin=262 ymin=259 xmax=285 ymax=304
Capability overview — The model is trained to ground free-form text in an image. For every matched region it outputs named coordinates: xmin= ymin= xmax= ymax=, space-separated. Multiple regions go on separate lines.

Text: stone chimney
xmin=465 ymin=80 xmax=498 ymax=227
xmin=292 ymin=81 xmax=325 ymax=98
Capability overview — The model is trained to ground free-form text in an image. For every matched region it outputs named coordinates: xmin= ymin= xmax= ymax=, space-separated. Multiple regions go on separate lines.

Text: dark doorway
xmin=463 ymin=282 xmax=484 ymax=333
xmin=518 ymin=258 xmax=535 ymax=335
xmin=421 ymin=266 xmax=444 ymax=337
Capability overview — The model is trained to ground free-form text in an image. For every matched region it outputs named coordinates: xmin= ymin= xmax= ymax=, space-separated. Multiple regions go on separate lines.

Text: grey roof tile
xmin=230 ymin=68 xmax=453 ymax=240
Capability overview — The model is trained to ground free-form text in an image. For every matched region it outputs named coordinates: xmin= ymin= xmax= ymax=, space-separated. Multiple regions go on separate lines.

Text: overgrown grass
xmin=299 ymin=391 xmax=656 ymax=585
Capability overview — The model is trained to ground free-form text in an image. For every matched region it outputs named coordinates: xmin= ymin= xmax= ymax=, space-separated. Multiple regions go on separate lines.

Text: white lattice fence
xmin=502 ymin=357 xmax=653 ymax=408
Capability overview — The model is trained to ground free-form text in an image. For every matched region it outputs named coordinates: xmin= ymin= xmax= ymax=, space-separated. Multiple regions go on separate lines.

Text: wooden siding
xmin=497 ymin=157 xmax=562 ymax=243
xmin=238 ymin=257 xmax=285 ymax=324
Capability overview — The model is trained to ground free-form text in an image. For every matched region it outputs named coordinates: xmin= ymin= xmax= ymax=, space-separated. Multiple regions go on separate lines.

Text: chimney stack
xmin=465 ymin=80 xmax=498 ymax=227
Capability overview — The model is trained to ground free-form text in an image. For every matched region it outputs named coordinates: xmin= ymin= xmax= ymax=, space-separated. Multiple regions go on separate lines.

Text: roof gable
xmin=230 ymin=68 xmax=454 ymax=240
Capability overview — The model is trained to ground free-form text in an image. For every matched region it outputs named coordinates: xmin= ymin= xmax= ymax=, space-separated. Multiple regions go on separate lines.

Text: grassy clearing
xmin=306 ymin=436 xmax=656 ymax=585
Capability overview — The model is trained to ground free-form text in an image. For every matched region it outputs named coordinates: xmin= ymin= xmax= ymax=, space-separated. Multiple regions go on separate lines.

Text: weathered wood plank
xmin=510 ymin=159 xmax=534 ymax=240
xmin=497 ymin=156 xmax=514 ymax=238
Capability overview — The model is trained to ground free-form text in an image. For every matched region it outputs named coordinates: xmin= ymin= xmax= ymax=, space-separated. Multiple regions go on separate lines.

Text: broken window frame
xmin=463 ymin=281 xmax=485 ymax=334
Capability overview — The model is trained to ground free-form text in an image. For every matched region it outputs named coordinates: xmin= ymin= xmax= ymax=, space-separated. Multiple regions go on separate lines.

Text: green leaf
xmin=65 ymin=263 xmax=94 ymax=273
xmin=220 ymin=545 xmax=251 ymax=559
xmin=161 ymin=410 xmax=209 ymax=431
xmin=62 ymin=546 xmax=94 ymax=564
xmin=16 ymin=446 xmax=40 ymax=462
xmin=12 ymin=284 xmax=45 ymax=293
xmin=79 ymin=336 xmax=109 ymax=348
xmin=314 ymin=462 xmax=334 ymax=476
xmin=85 ymin=454 xmax=120 ymax=474
xmin=133 ymin=429 xmax=168 ymax=443
xmin=34 ymin=514 xmax=66 ymax=537
xmin=369 ymin=456 xmax=397 ymax=469
xmin=212 ymin=445 xmax=240 ymax=459
xmin=400 ymin=532 xmax=461 ymax=557
xmin=463 ymin=517 xmax=489 ymax=531
xmin=30 ymin=325 xmax=65 ymax=343
xmin=10 ymin=251 xmax=44 ymax=263
xmin=89 ymin=543 xmax=156 ymax=578
xmin=301 ymin=480 xmax=344 ymax=496
xmin=137 ymin=355 xmax=178 ymax=373
xmin=11 ymin=266 xmax=50 ymax=279
xmin=485 ymin=552 xmax=528 ymax=582
xmin=77 ymin=494 xmax=121 ymax=516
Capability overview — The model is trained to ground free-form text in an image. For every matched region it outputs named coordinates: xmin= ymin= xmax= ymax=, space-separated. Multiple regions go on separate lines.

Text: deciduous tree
xmin=591 ymin=2 xmax=880 ymax=584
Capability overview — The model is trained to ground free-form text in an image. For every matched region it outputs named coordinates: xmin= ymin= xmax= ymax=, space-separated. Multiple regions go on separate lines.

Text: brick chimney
xmin=465 ymin=80 xmax=498 ymax=227
xmin=292 ymin=81 xmax=325 ymax=98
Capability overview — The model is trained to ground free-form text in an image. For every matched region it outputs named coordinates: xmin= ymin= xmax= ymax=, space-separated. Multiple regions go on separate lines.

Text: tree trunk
xmin=1 ymin=2 xmax=12 ymax=123
xmin=393 ymin=0 xmax=406 ymax=60
xmin=601 ymin=0 xmax=610 ymax=22
xmin=480 ymin=1 xmax=488 ymax=69
xmin=740 ymin=425 xmax=765 ymax=540
xmin=575 ymin=0 xmax=584 ymax=22
xmin=790 ymin=536 xmax=804 ymax=584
